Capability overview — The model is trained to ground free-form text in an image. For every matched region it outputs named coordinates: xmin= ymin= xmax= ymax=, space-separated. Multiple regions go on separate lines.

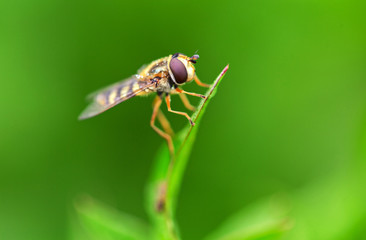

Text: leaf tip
xmin=222 ymin=64 xmax=229 ymax=75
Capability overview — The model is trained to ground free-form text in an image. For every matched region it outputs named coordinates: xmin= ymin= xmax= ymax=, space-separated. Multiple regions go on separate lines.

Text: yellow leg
xmin=179 ymin=93 xmax=196 ymax=111
xmin=194 ymin=75 xmax=211 ymax=88
xmin=175 ymin=88 xmax=206 ymax=99
xmin=151 ymin=96 xmax=174 ymax=155
xmin=157 ymin=109 xmax=174 ymax=136
xmin=165 ymin=95 xmax=195 ymax=126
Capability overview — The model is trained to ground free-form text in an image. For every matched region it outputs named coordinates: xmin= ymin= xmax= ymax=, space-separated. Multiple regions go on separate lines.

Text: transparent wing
xmin=79 ymin=75 xmax=154 ymax=120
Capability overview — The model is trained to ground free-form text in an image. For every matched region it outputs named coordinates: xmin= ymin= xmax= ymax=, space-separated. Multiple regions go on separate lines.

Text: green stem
xmin=146 ymin=65 xmax=229 ymax=240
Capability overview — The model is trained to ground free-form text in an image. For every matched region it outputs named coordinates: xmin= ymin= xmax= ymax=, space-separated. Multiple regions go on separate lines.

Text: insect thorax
xmin=143 ymin=57 xmax=175 ymax=94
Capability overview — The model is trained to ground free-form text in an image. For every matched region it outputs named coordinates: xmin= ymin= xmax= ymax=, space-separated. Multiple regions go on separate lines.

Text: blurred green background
xmin=1 ymin=0 xmax=365 ymax=239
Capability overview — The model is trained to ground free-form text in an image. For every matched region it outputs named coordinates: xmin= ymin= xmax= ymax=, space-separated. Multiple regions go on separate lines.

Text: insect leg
xmin=179 ymin=93 xmax=196 ymax=111
xmin=151 ymin=96 xmax=174 ymax=155
xmin=194 ymin=75 xmax=211 ymax=88
xmin=175 ymin=88 xmax=207 ymax=99
xmin=157 ymin=109 xmax=175 ymax=136
xmin=165 ymin=94 xmax=195 ymax=126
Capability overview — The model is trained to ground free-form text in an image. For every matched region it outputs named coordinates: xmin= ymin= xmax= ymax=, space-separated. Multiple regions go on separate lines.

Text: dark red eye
xmin=170 ymin=58 xmax=187 ymax=84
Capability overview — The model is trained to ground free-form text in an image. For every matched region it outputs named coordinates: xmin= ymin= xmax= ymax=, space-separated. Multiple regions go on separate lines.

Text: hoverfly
xmin=79 ymin=53 xmax=210 ymax=155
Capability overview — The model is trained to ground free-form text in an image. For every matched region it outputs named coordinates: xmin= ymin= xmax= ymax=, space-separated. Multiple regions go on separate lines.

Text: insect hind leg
xmin=151 ymin=96 xmax=174 ymax=156
xmin=179 ymin=93 xmax=196 ymax=111
xmin=157 ymin=109 xmax=175 ymax=136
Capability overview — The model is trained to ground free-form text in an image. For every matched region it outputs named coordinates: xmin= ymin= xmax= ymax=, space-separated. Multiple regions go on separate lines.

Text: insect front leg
xmin=175 ymin=88 xmax=207 ymax=99
xmin=165 ymin=94 xmax=195 ymax=126
xmin=151 ymin=95 xmax=174 ymax=155
xmin=194 ymin=75 xmax=211 ymax=88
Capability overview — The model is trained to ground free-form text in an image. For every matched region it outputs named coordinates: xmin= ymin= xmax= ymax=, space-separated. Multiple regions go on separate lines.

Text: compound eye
xmin=170 ymin=58 xmax=187 ymax=84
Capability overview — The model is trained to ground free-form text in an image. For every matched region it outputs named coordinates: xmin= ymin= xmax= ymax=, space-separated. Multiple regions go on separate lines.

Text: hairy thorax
xmin=138 ymin=56 xmax=174 ymax=94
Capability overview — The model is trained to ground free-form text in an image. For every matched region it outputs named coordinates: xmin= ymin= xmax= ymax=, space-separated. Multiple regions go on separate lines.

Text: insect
xmin=79 ymin=53 xmax=210 ymax=155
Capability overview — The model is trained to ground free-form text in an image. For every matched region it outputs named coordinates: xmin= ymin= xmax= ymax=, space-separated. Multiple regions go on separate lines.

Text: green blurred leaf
xmin=202 ymin=168 xmax=366 ymax=240
xmin=283 ymin=170 xmax=366 ymax=240
xmin=72 ymin=195 xmax=150 ymax=240
xmin=203 ymin=196 xmax=292 ymax=240
xmin=146 ymin=65 xmax=229 ymax=240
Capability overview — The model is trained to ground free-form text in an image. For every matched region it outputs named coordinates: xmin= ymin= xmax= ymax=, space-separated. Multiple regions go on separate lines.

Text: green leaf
xmin=203 ymin=196 xmax=292 ymax=240
xmin=72 ymin=195 xmax=150 ymax=240
xmin=146 ymin=65 xmax=229 ymax=240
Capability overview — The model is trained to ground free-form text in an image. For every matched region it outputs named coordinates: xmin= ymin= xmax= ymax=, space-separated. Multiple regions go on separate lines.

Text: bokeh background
xmin=1 ymin=0 xmax=365 ymax=239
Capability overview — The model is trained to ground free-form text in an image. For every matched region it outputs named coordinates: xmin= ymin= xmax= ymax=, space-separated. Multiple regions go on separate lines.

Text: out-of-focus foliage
xmin=71 ymin=196 xmax=150 ymax=240
xmin=0 ymin=0 xmax=365 ymax=239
